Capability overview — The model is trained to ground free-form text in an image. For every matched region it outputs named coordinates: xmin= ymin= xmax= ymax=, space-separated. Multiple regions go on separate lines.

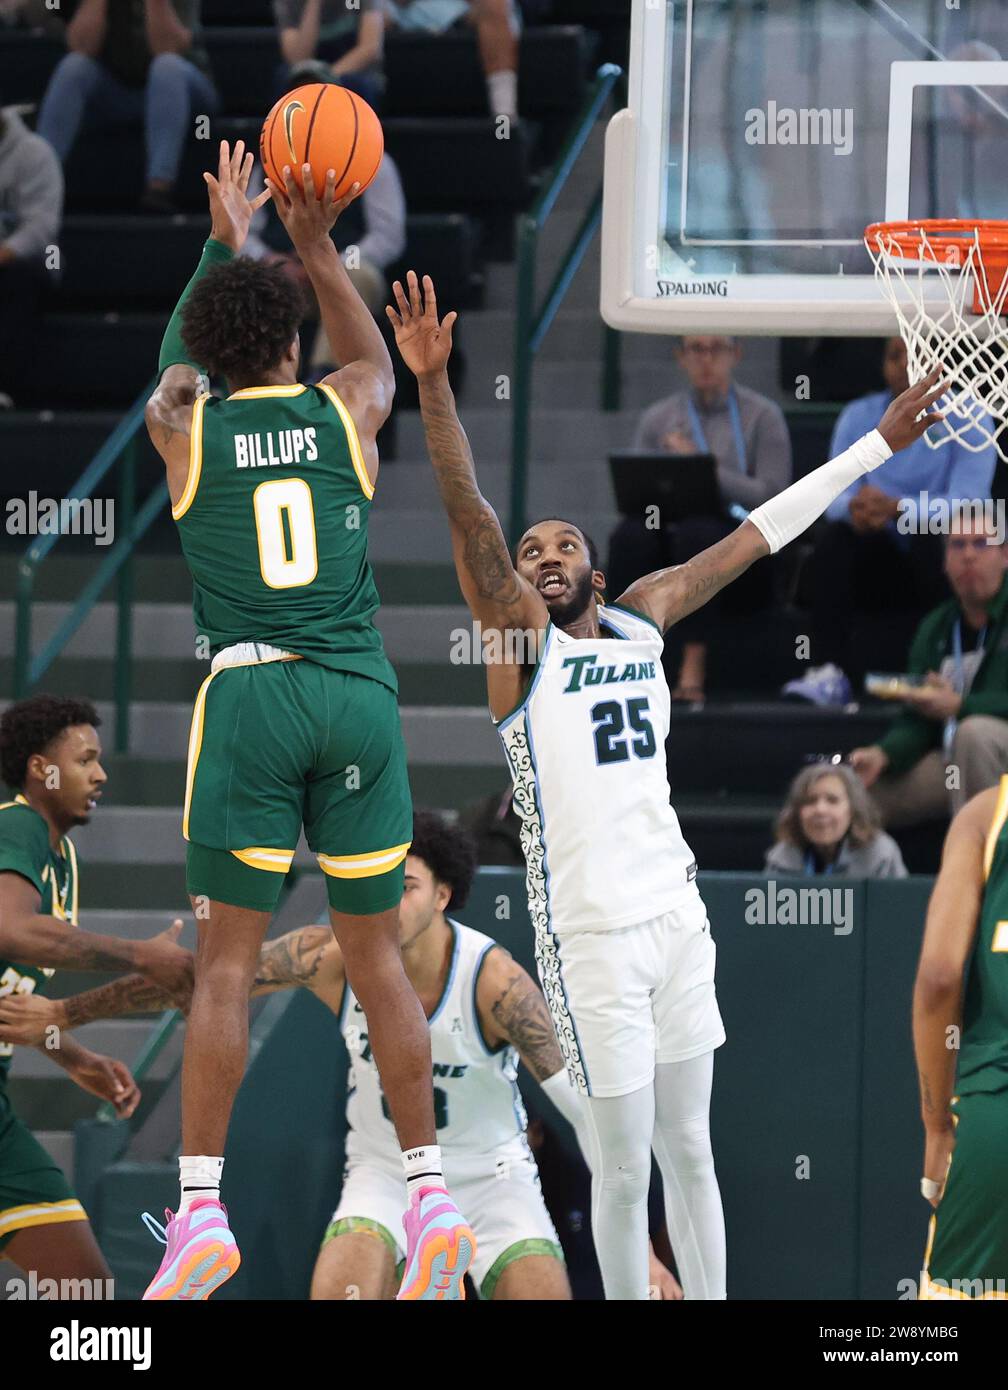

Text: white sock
xmin=487 ymin=69 xmax=518 ymax=121
xmin=402 ymin=1144 xmax=444 ymax=1200
xmin=178 ymin=1155 xmax=224 ymax=1215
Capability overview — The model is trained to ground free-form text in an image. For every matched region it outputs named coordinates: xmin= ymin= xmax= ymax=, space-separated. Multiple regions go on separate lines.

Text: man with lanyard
xmin=852 ymin=510 xmax=1008 ymax=828
xmin=608 ymin=335 xmax=792 ymax=701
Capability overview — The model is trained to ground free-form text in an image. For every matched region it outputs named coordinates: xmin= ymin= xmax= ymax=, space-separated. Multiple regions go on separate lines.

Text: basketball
xmin=259 ymin=84 xmax=384 ymax=201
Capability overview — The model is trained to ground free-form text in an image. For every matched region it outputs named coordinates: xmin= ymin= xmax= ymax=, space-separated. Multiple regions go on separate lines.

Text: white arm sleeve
xmin=541 ymin=1069 xmax=592 ymax=1173
xmin=747 ymin=429 xmax=893 ymax=554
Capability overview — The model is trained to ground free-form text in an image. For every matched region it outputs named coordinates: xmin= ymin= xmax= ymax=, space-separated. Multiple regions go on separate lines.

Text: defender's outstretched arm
xmin=620 ymin=369 xmax=948 ymax=634
xmin=388 ymin=272 xmax=546 ymax=634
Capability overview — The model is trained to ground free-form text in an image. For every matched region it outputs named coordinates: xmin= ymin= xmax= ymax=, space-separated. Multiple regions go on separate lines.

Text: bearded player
xmin=389 ymin=269 xmax=946 ymax=1300
xmin=140 ymin=143 xmax=471 ymax=1300
xmin=915 ymin=783 xmax=1008 ymax=1299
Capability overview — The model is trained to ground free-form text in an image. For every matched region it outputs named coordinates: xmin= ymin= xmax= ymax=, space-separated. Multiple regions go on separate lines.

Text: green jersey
xmin=173 ymin=383 xmax=397 ymax=693
xmin=957 ymin=775 xmax=1008 ymax=1096
xmin=0 ymin=795 xmax=79 ymax=1087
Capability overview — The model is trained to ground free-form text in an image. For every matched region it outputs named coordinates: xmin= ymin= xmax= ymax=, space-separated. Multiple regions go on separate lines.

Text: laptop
xmin=608 ymin=452 xmax=724 ymax=523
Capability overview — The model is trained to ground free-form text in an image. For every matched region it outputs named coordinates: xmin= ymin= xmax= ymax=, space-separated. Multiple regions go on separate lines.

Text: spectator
xmin=850 ymin=512 xmax=1008 ymax=827
xmin=607 ymin=335 xmax=791 ymax=701
xmin=306 ymin=153 xmax=406 ymax=375
xmin=784 ymin=338 xmax=997 ymax=705
xmin=0 ymin=100 xmax=63 ymax=403
xmin=765 ymin=762 xmax=907 ymax=878
xmin=35 ymin=0 xmax=218 ymax=213
xmin=458 ymin=783 xmax=524 ymax=867
xmin=274 ymin=0 xmax=385 ymax=110
xmin=382 ymin=0 xmax=520 ymax=121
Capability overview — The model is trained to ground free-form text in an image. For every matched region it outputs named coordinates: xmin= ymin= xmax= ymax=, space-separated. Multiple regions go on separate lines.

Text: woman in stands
xmin=765 ymin=762 xmax=907 ymax=878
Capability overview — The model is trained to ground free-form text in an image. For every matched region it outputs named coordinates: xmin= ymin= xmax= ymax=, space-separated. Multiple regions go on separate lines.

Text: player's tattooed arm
xmin=389 ymin=271 xmax=546 ymax=632
xmin=477 ymin=948 xmax=565 ymax=1083
xmin=251 ymin=926 xmax=345 ymax=1012
xmin=913 ymin=791 xmax=989 ymax=1133
xmin=618 ymin=521 xmax=767 ymax=635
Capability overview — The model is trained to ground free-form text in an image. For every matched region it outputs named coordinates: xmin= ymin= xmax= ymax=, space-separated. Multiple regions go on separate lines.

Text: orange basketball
xmin=260 ymin=84 xmax=384 ymax=202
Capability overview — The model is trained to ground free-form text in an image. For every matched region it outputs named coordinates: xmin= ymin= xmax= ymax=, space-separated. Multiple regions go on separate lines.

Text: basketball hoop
xmin=864 ymin=219 xmax=1008 ymax=462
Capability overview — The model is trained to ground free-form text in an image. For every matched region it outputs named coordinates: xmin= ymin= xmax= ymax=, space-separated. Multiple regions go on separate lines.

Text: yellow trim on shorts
xmin=983 ymin=774 xmax=1008 ymax=879
xmin=317 ymin=383 xmax=375 ymax=500
xmin=316 ymin=843 xmax=410 ymax=879
xmin=920 ymin=1269 xmax=1008 ymax=1299
xmin=182 ymin=669 xmax=220 ymax=841
xmin=0 ymin=1199 xmax=87 ymax=1237
xmin=230 ymin=847 xmax=296 ymax=873
xmin=171 ymin=393 xmax=209 ymax=521
xmin=226 ymin=385 xmax=308 ymax=400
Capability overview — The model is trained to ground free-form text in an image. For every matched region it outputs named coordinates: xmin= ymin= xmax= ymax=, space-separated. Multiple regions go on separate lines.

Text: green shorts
xmin=0 ymin=1088 xmax=86 ymax=1252
xmin=921 ymin=1091 xmax=1008 ymax=1299
xmin=184 ymin=657 xmax=412 ymax=915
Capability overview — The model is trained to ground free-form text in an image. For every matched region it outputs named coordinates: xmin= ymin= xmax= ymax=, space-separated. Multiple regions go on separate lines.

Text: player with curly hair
xmin=0 ymin=695 xmax=191 ymax=1285
xmin=142 ymin=141 xmax=472 ymax=1300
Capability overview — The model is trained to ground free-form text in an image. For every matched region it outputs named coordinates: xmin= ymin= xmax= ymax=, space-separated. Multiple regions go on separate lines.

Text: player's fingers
xmin=282 ymin=164 xmax=300 ymax=203
xmin=301 ymin=161 xmax=316 ymax=202
xmin=921 ymin=410 xmax=945 ymax=428
xmin=322 ymin=167 xmax=337 ymax=210
xmin=230 ymin=139 xmax=245 ymax=181
xmin=386 ymin=304 xmax=404 ymax=330
xmin=442 ymin=310 xmax=458 ymax=343
xmin=218 ymin=139 xmax=229 ymax=180
xmin=250 ymin=185 xmax=273 ymax=212
xmin=203 ymin=172 xmax=220 ymax=194
xmin=392 ymin=279 xmax=411 ymax=318
xmin=422 ymin=274 xmax=437 ymax=320
xmin=407 ymin=269 xmax=421 ymax=316
xmin=238 ymin=149 xmax=255 ymax=194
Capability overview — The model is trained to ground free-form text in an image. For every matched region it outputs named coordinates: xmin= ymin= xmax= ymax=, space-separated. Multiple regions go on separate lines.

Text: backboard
xmin=601 ymin=0 xmax=1008 ymax=334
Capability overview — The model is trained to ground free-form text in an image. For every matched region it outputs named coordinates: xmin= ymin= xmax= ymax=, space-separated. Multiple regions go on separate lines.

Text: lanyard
xmin=951 ymin=617 xmax=987 ymax=693
xmin=804 ymin=849 xmax=837 ymax=876
xmin=686 ymin=388 xmax=748 ymax=476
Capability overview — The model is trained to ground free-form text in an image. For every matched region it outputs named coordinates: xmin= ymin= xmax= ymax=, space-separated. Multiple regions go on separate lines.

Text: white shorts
xmin=539 ymin=887 xmax=726 ymax=1098
xmin=326 ymin=1144 xmax=563 ymax=1298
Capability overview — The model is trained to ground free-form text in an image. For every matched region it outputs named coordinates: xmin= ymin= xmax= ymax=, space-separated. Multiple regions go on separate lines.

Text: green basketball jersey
xmin=173 ymin=382 xmax=396 ymax=693
xmin=957 ymin=776 xmax=1008 ymax=1096
xmin=0 ymin=795 xmax=79 ymax=1087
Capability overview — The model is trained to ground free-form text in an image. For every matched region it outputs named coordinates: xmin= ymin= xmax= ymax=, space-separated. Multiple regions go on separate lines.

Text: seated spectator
xmin=458 ymin=783 xmax=524 ymax=866
xmin=784 ymin=338 xmax=997 ymax=705
xmin=306 ymin=153 xmax=407 ymax=375
xmin=274 ymin=0 xmax=385 ymax=110
xmin=382 ymin=0 xmax=521 ymax=121
xmin=0 ymin=99 xmax=63 ymax=404
xmin=36 ymin=0 xmax=219 ymax=213
xmin=607 ymin=335 xmax=791 ymax=701
xmin=850 ymin=511 xmax=1008 ymax=828
xmin=765 ymin=762 xmax=907 ymax=878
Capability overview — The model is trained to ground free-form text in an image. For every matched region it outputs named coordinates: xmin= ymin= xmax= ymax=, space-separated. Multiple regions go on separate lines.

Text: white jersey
xmin=495 ymin=602 xmax=697 ymax=936
xmin=342 ymin=920 xmax=527 ymax=1166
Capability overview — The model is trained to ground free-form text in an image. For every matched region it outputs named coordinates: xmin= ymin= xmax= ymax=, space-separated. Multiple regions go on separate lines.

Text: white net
xmin=864 ymin=222 xmax=1008 ymax=463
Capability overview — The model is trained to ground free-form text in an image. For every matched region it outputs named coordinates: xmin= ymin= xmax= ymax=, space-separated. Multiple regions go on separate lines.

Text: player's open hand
xmin=134 ymin=922 xmax=193 ymax=1011
xmin=876 ymin=365 xmax=948 ymax=454
xmin=267 ymin=164 xmax=360 ymax=251
xmin=205 ymin=140 xmax=271 ymax=255
xmin=387 ymin=271 xmax=457 ymax=380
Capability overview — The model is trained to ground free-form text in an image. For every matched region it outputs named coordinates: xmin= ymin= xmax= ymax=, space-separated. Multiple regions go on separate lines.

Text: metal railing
xmin=509 ymin=62 xmax=624 ymax=545
xmin=13 ymin=380 xmax=167 ymax=753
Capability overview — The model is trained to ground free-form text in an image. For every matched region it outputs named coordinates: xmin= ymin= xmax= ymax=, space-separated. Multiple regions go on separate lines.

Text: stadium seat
xmin=0 ymin=31 xmax=62 ymax=107
xmin=203 ymin=27 xmax=282 ymax=117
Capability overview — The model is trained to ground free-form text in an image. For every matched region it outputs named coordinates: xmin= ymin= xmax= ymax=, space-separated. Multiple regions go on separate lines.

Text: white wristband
xmin=748 ymin=428 xmax=893 ymax=555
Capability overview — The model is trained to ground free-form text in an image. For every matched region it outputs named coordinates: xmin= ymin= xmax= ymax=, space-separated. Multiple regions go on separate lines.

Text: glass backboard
xmin=601 ymin=0 xmax=1008 ymax=334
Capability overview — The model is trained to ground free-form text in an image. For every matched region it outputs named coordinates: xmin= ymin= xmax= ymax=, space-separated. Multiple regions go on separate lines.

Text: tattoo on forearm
xmin=491 ymin=973 xmax=564 ymax=1082
xmin=63 ymin=975 xmax=175 ymax=1027
xmin=253 ymin=927 xmax=331 ymax=989
xmin=419 ymin=378 xmax=521 ymax=604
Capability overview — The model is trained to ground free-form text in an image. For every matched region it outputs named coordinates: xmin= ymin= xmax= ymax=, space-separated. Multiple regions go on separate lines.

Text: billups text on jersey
xmin=233 ymin=427 xmax=320 ymax=469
